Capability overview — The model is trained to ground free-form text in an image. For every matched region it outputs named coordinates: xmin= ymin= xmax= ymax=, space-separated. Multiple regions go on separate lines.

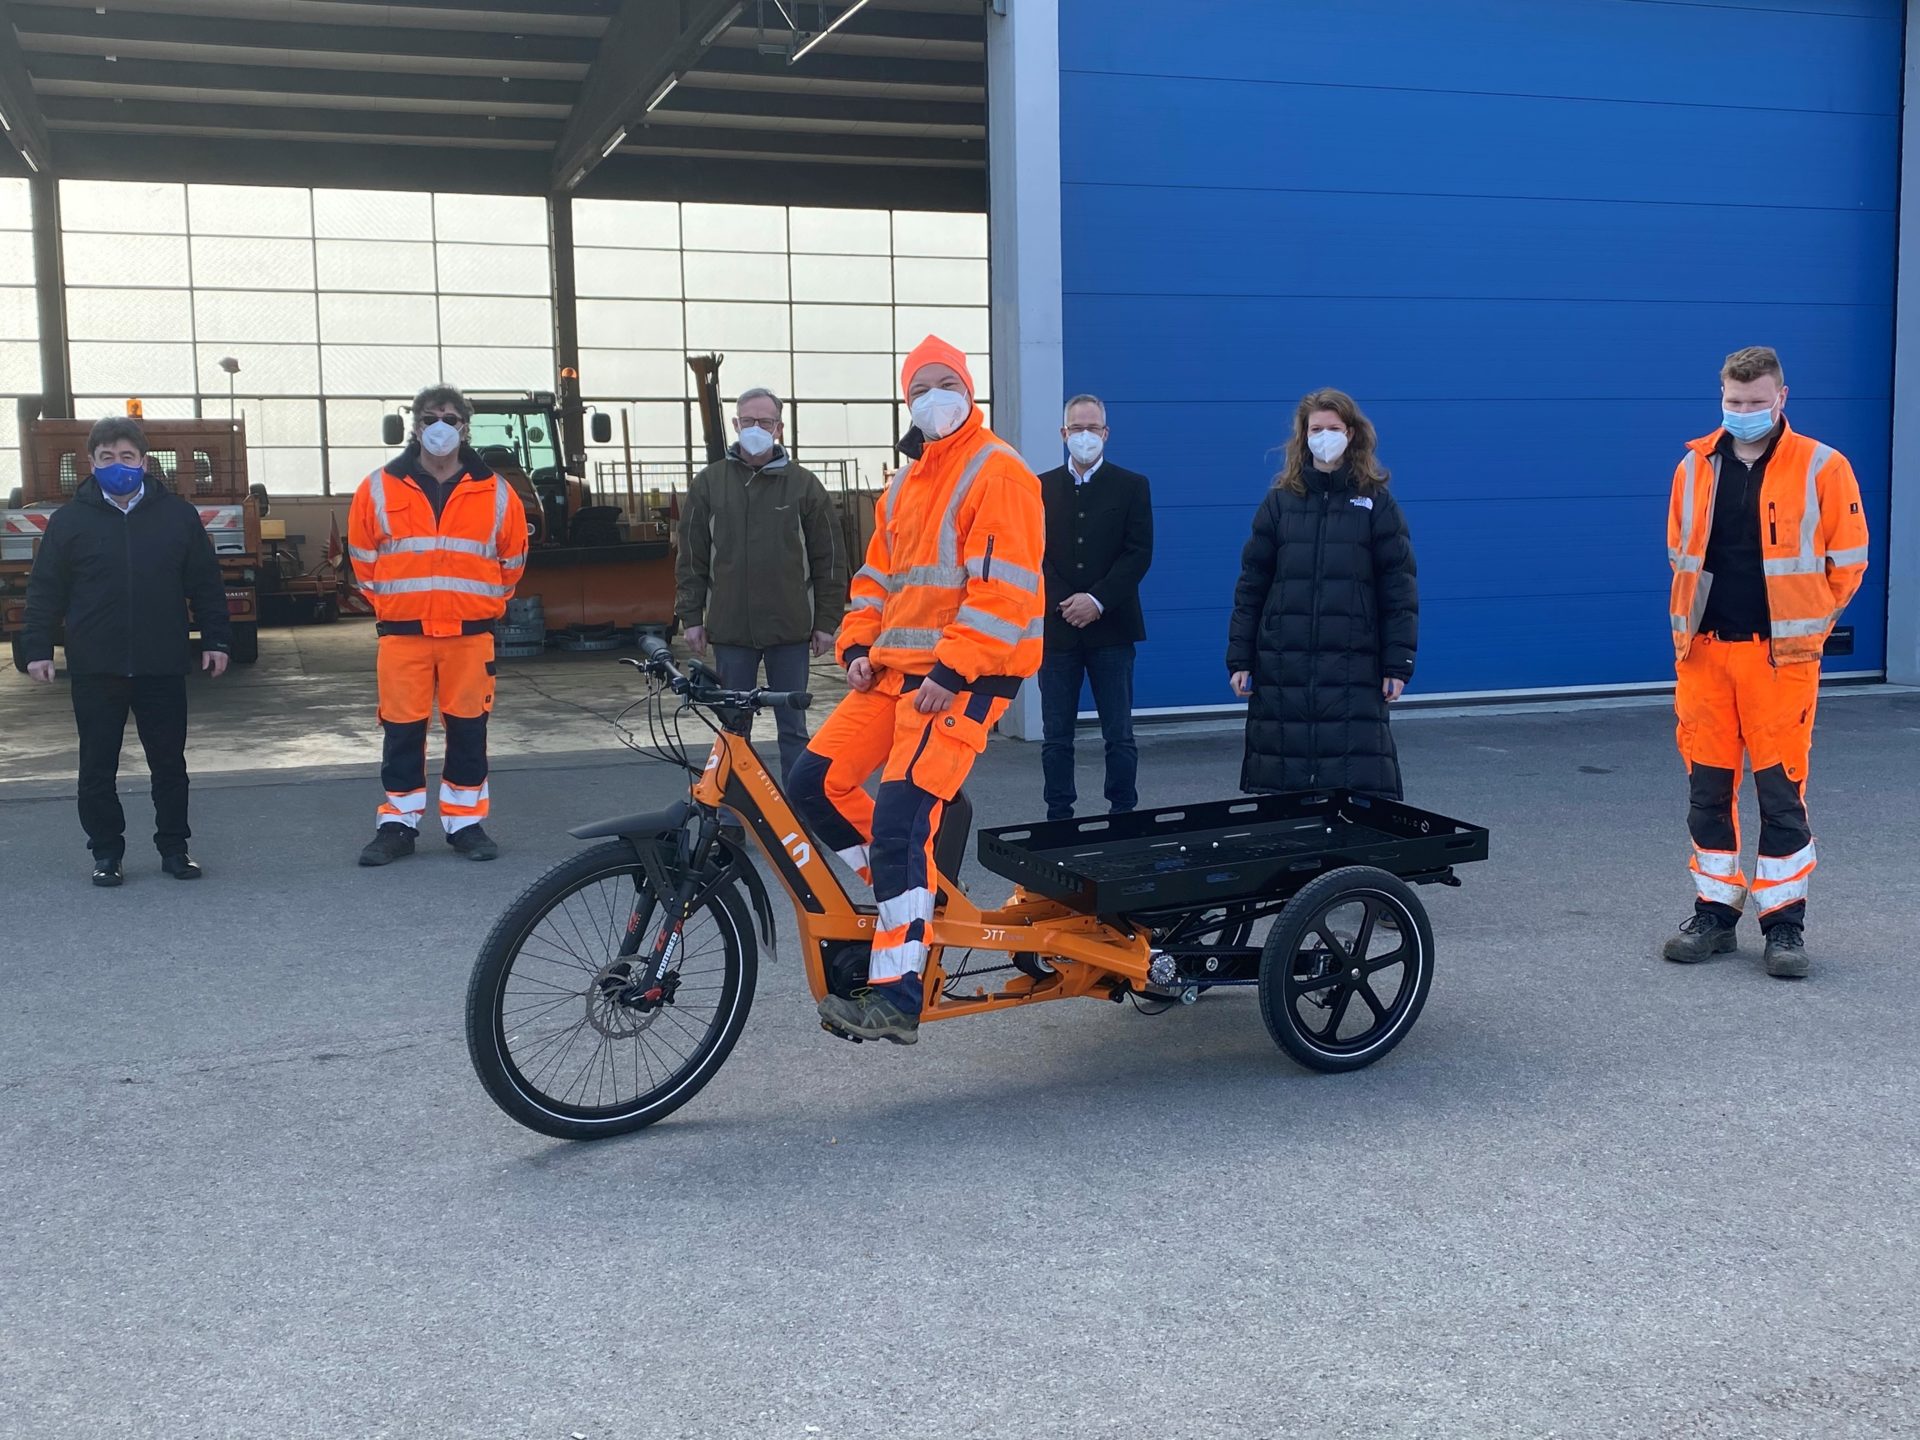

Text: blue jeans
xmin=1039 ymin=643 xmax=1137 ymax=820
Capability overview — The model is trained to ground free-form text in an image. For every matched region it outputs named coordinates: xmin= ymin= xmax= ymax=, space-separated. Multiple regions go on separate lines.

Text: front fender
xmin=570 ymin=801 xmax=776 ymax=957
xmin=569 ymin=801 xmax=691 ymax=840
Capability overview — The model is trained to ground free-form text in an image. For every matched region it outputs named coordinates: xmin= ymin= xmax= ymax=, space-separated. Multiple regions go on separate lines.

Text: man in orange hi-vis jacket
xmin=348 ymin=384 xmax=528 ymax=867
xmin=1662 ymin=347 xmax=1869 ymax=979
xmin=789 ymin=336 xmax=1046 ymax=1043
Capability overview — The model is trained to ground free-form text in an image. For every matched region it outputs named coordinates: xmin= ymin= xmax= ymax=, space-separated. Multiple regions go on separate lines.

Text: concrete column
xmin=1888 ymin=1 xmax=1920 ymax=685
xmin=547 ymin=194 xmax=586 ymax=475
xmin=985 ymin=0 xmax=1063 ymax=739
xmin=29 ymin=173 xmax=70 ymax=419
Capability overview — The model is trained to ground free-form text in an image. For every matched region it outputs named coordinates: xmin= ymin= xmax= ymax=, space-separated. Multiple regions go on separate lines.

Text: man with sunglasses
xmin=349 ymin=384 xmax=528 ymax=866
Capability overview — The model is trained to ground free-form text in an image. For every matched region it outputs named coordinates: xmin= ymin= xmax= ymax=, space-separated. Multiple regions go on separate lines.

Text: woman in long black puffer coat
xmin=1226 ymin=388 xmax=1419 ymax=798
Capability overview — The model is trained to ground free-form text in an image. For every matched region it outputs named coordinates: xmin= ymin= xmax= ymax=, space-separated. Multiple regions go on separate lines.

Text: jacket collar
xmin=76 ymin=474 xmax=162 ymax=512
xmin=1688 ymin=415 xmax=1793 ymax=457
xmin=384 ymin=441 xmax=498 ymax=487
xmin=726 ymin=441 xmax=789 ymax=471
xmin=897 ymin=403 xmax=984 ymax=463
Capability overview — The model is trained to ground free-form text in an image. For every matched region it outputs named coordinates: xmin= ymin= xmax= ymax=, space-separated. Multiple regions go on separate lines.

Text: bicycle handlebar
xmin=626 ymin=638 xmax=812 ymax=713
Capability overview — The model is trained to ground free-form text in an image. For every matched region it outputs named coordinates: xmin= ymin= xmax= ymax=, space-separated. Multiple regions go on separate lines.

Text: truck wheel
xmin=229 ymin=623 xmax=260 ymax=664
xmin=315 ymin=597 xmax=340 ymax=624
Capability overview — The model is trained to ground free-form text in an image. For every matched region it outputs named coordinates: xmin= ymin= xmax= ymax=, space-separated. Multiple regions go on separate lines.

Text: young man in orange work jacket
xmin=789 ymin=336 xmax=1046 ymax=1043
xmin=1662 ymin=347 xmax=1869 ymax=978
xmin=348 ymin=384 xmax=528 ymax=866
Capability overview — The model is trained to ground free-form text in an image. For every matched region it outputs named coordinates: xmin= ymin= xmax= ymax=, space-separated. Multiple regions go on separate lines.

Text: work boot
xmin=160 ymin=853 xmax=203 ymax=881
xmin=358 ymin=823 xmax=417 ymax=867
xmin=91 ymin=855 xmax=124 ymax=888
xmin=1763 ymin=924 xmax=1810 ymax=979
xmin=1661 ymin=911 xmax=1738 ymax=963
xmin=447 ymin=825 xmax=500 ymax=861
xmin=817 ymin=975 xmax=923 ymax=1045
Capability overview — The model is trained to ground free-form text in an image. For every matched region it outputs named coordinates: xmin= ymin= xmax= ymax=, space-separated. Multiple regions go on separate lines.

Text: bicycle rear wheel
xmin=466 ymin=839 xmax=757 ymax=1140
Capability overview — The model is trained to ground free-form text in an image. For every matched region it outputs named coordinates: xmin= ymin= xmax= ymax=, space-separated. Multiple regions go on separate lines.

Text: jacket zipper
xmin=981 ymin=535 xmax=995 ymax=582
xmin=123 ymin=499 xmax=136 ymax=677
xmin=1306 ymin=489 xmax=1331 ymax=785
xmin=1766 ymin=501 xmax=1777 ymax=546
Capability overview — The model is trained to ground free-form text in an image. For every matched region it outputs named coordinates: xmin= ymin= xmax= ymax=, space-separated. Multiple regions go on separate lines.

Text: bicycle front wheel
xmin=466 ymin=840 xmax=757 ymax=1140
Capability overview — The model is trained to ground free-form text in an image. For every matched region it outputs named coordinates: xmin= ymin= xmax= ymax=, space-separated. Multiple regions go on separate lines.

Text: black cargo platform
xmin=977 ymin=790 xmax=1490 ymax=916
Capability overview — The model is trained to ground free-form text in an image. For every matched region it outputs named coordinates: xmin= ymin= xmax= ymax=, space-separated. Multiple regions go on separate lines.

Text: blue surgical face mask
xmin=1721 ymin=407 xmax=1777 ymax=443
xmin=94 ymin=462 xmax=145 ymax=497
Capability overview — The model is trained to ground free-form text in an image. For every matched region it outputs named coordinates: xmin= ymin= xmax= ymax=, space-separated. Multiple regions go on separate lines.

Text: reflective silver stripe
xmin=1827 ymin=544 xmax=1869 ymax=568
xmin=1692 ymin=849 xmax=1743 ymax=880
xmin=882 ymin=462 xmax=912 ymax=527
xmin=1693 ymin=873 xmax=1748 ymax=910
xmin=1672 ymin=569 xmax=1713 ymax=639
xmin=936 ymin=444 xmax=1017 ymax=567
xmin=1770 ymin=616 xmax=1828 ymax=639
xmin=1762 ymin=554 xmax=1823 ymax=576
xmin=1023 ymin=615 xmax=1045 ymax=639
xmin=1755 ymin=875 xmax=1809 ymax=912
xmin=358 ymin=579 xmax=389 ymax=595
xmin=954 ymin=605 xmax=1030 ymax=646
xmin=367 ymin=469 xmax=391 ymax=538
xmin=1798 ymin=444 xmax=1831 ymax=568
xmin=894 ymin=563 xmax=967 ymax=589
xmin=348 ymin=544 xmax=379 ymax=565
xmin=367 ymin=575 xmax=516 ymax=598
xmin=1672 ymin=554 xmax=1704 ymax=574
xmin=378 ymin=535 xmax=498 ymax=558
xmin=1755 ymin=842 xmax=1816 ymax=883
xmin=1675 ymin=452 xmax=1704 ymax=561
xmin=500 ymin=553 xmax=527 ymax=572
xmin=493 ymin=476 xmax=508 ymax=539
xmin=968 ymin=555 xmax=1041 ymax=593
xmin=873 ymin=625 xmax=942 ymax=650
xmin=850 ymin=594 xmax=885 ymax=614
xmin=854 ymin=563 xmax=895 ymax=593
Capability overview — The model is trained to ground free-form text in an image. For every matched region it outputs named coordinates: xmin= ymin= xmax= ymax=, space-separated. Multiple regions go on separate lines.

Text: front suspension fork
xmin=619 ymin=809 xmax=723 ymax=1005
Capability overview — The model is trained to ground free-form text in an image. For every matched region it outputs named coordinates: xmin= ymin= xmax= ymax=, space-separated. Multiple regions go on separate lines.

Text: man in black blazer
xmin=1037 ymin=395 xmax=1153 ymax=820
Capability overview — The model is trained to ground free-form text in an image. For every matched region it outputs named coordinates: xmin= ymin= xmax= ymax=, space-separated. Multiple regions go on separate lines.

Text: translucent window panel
xmin=891 ymin=210 xmax=988 ymax=259
xmin=591 ymin=400 xmax=689 ymax=453
xmin=62 ymin=233 xmax=189 ymax=288
xmin=0 ymin=179 xmax=29 ymax=229
xmin=69 ymin=340 xmax=197 ymax=395
xmin=789 ymin=207 xmax=890 ymax=256
xmin=250 ymin=446 xmax=324 ymax=492
xmin=580 ymin=348 xmax=690 ymax=399
xmin=894 ymin=305 xmax=990 ymax=356
xmin=0 ymin=286 xmax=39 ymax=341
xmin=193 ymin=290 xmax=319 ymax=345
xmin=795 ymin=402 xmax=898 ymax=453
xmin=74 ymin=394 xmax=198 ymax=420
xmin=438 ymin=294 xmax=550 ymax=348
xmin=319 ymin=292 xmax=438 ymax=347
xmin=685 ymin=301 xmax=789 ymax=352
xmin=319 ymin=344 xmax=441 ymax=397
xmin=680 ymin=203 xmax=786 ymax=253
xmin=0 ymin=340 xmax=39 ymax=392
xmin=315 ymin=238 xmax=437 ymax=293
xmin=893 ymin=257 xmax=988 ymax=307
xmin=66 ymin=287 xmax=193 ymax=343
xmin=435 ymin=242 xmax=549 ymax=297
xmin=793 ymin=351 xmax=895 ymax=398
xmin=313 ymin=188 xmax=433 ymax=242
xmin=577 ymin=298 xmax=683 ymax=350
xmin=434 ymin=192 xmax=547 ymax=244
xmin=197 ymin=345 xmax=319 ymax=396
xmin=573 ymin=199 xmax=679 ymax=250
xmin=791 ymin=304 xmax=890 ymax=353
xmin=0 ymin=232 xmax=33 ymax=284
xmin=713 ymin=353 xmax=792 ymax=400
xmin=223 ymin=397 xmax=321 ymax=447
xmin=575 ymin=246 xmax=681 ymax=300
xmin=438 ymin=346 xmax=555 ymax=391
xmin=328 ymin=446 xmax=394 ymax=492
xmin=327 ymin=398 xmax=396 ymax=447
xmin=190 ymin=236 xmax=316 ymax=291
xmin=681 ymin=250 xmax=787 ymax=302
xmin=790 ymin=253 xmax=890 ymax=305
xmin=61 ymin=179 xmax=186 ymax=233
xmin=187 ymin=185 xmax=312 ymax=238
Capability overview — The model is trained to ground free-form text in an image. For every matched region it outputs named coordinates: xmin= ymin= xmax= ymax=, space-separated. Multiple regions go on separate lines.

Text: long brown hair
xmin=1274 ymin=388 xmax=1389 ymax=495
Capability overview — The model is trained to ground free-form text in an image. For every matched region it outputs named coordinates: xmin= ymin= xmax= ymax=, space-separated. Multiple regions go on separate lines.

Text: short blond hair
xmin=1721 ymin=346 xmax=1784 ymax=386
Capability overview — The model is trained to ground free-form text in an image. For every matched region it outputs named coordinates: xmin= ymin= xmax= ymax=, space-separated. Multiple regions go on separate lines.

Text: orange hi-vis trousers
xmin=787 ymin=670 xmax=1013 ymax=984
xmin=1674 ymin=635 xmax=1819 ymax=928
xmin=376 ymin=632 xmax=496 ymax=833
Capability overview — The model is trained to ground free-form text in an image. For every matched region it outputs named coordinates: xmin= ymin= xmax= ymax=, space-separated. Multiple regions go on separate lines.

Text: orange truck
xmin=4 ymin=417 xmax=265 ymax=670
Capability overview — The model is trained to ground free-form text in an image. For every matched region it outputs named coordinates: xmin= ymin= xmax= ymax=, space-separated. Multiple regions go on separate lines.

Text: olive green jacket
xmin=674 ymin=446 xmax=844 ymax=649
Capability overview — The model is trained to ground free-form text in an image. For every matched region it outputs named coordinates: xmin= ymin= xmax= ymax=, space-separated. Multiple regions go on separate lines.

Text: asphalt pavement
xmin=2 ymin=688 xmax=1917 ymax=1438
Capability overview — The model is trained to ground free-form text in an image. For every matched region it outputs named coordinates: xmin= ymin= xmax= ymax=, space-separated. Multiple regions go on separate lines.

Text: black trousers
xmin=70 ymin=673 xmax=191 ymax=859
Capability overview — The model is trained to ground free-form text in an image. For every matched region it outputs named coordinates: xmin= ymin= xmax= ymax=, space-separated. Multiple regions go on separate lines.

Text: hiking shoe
xmin=358 ymin=823 xmax=417 ymax=867
xmin=1662 ymin=912 xmax=1738 ymax=963
xmin=817 ymin=980 xmax=922 ymax=1045
xmin=446 ymin=826 xmax=499 ymax=861
xmin=160 ymin=853 xmax=203 ymax=881
xmin=91 ymin=856 xmax=124 ymax=888
xmin=1763 ymin=924 xmax=1810 ymax=979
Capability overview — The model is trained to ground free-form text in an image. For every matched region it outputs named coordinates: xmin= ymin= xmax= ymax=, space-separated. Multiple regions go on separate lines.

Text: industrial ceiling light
xmin=0 ymin=105 xmax=11 ymax=132
xmin=644 ymin=73 xmax=679 ymax=112
xmin=791 ymin=0 xmax=873 ymax=63
xmin=599 ymin=126 xmax=627 ymax=158
xmin=699 ymin=3 xmax=744 ymax=47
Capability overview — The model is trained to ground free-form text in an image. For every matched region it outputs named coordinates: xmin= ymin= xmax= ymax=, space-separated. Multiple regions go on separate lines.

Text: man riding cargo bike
xmin=465 ymin=340 xmax=1490 ymax=1142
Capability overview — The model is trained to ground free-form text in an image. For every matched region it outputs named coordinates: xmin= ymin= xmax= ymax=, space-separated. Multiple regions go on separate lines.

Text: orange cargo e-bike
xmin=466 ymin=638 xmax=1489 ymax=1140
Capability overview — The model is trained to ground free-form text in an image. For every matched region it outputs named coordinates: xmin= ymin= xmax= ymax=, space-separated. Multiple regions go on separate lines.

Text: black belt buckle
xmin=1709 ymin=630 xmax=1761 ymax=644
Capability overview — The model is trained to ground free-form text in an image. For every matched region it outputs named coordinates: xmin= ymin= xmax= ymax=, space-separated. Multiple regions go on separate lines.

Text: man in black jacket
xmin=20 ymin=416 xmax=231 ymax=886
xmin=1036 ymin=395 xmax=1153 ymax=820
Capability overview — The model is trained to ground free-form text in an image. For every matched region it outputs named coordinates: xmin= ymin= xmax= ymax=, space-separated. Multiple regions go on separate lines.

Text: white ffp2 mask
xmin=421 ymin=420 xmax=462 ymax=457
xmin=1307 ymin=430 xmax=1349 ymax=465
xmin=1066 ymin=431 xmax=1105 ymax=466
xmin=909 ymin=388 xmax=970 ymax=440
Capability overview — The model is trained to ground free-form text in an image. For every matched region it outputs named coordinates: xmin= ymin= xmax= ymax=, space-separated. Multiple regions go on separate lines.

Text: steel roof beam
xmin=27 ymin=52 xmax=580 ymax=112
xmin=0 ymin=1 xmax=55 ymax=172
xmin=39 ymin=94 xmax=563 ymax=145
